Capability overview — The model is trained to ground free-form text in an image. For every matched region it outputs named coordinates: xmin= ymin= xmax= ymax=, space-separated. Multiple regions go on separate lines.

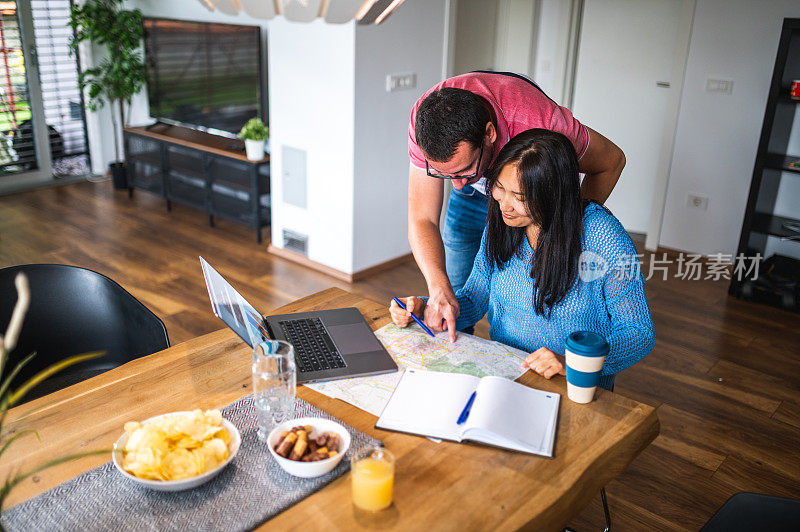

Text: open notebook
xmin=376 ymin=370 xmax=560 ymax=457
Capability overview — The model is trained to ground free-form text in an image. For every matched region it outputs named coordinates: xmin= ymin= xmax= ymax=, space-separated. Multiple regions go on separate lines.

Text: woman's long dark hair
xmin=485 ymin=129 xmax=585 ymax=317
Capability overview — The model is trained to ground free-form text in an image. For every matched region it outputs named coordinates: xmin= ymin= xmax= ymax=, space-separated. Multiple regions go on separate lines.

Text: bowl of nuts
xmin=267 ymin=417 xmax=351 ymax=478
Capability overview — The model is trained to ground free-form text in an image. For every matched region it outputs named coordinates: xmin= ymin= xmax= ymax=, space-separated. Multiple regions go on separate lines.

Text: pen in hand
xmin=392 ymin=297 xmax=436 ymax=338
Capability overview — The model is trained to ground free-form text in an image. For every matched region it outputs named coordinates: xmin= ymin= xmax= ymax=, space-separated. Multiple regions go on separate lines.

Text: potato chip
xmin=121 ymin=409 xmax=231 ymax=481
xmin=162 ymin=448 xmax=199 ymax=480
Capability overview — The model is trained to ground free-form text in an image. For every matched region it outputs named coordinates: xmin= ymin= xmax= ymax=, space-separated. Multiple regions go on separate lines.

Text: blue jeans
xmin=442 ymin=186 xmax=488 ymax=332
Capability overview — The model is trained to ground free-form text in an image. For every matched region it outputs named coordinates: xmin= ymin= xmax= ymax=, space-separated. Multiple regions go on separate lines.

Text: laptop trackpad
xmin=328 ymin=323 xmax=383 ymax=354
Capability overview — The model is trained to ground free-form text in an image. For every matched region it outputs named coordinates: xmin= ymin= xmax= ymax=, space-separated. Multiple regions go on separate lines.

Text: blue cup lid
xmin=565 ymin=331 xmax=609 ymax=357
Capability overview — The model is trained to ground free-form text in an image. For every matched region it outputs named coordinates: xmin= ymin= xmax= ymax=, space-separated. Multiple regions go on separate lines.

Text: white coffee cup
xmin=564 ymin=331 xmax=609 ymax=403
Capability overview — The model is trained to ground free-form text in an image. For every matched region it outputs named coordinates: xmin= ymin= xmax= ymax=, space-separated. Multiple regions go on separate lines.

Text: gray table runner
xmin=3 ymin=395 xmax=380 ymax=531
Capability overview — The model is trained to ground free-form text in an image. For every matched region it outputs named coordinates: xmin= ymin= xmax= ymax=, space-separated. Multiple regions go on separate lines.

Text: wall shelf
xmin=730 ymin=18 xmax=800 ymax=312
xmin=751 ymin=212 xmax=800 ymax=239
xmin=764 ymin=153 xmax=800 ymax=174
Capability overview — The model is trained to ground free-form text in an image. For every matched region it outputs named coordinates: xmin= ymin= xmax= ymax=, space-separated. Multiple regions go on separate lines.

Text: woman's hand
xmin=389 ymin=297 xmax=425 ymax=328
xmin=522 ymin=347 xmax=566 ymax=379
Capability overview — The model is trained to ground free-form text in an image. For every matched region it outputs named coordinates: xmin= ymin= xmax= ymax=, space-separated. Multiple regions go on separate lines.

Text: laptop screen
xmin=199 ymin=256 xmax=270 ymax=347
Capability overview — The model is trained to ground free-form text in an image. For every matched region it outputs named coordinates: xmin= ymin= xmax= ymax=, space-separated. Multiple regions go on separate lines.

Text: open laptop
xmin=199 ymin=257 xmax=398 ymax=384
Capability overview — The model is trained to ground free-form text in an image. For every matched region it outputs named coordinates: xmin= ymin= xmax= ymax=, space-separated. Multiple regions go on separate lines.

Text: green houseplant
xmin=0 ymin=273 xmax=106 ymax=521
xmin=239 ymin=118 xmax=269 ymax=161
xmin=69 ymin=0 xmax=146 ymax=189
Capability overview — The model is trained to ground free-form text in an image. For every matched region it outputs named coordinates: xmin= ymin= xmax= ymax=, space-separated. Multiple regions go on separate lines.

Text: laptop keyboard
xmin=278 ymin=318 xmax=346 ymax=373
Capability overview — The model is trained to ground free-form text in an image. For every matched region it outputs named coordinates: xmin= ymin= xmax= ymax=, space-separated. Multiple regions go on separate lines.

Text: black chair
xmin=0 ymin=264 xmax=169 ymax=403
xmin=701 ymin=492 xmax=800 ymax=531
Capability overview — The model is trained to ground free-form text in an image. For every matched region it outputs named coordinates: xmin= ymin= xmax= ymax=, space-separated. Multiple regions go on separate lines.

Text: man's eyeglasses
xmin=425 ymin=143 xmax=484 ymax=179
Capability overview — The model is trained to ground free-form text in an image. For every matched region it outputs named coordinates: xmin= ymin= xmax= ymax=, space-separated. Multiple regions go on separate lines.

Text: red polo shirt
xmin=408 ymin=71 xmax=589 ymax=181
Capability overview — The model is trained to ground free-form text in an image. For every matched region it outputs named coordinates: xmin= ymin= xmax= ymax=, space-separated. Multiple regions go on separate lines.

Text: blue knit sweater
xmin=449 ymin=202 xmax=654 ymax=390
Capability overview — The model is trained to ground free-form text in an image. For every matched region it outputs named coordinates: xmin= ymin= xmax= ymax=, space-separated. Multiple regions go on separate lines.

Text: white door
xmin=571 ymin=0 xmax=683 ymax=233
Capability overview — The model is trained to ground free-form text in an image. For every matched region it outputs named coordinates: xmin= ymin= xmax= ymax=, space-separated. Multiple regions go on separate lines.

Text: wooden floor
xmin=1 ymin=181 xmax=798 ymax=530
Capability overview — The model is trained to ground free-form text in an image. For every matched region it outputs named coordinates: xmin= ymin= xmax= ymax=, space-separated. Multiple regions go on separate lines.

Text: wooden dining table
xmin=2 ymin=288 xmax=659 ymax=530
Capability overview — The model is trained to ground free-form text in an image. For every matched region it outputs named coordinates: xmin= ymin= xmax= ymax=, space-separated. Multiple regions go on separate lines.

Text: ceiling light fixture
xmin=199 ymin=0 xmax=405 ymax=25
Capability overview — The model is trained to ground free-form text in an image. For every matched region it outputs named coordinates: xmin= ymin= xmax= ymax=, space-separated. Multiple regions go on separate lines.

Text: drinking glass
xmin=351 ymin=446 xmax=395 ymax=511
xmin=252 ymin=340 xmax=296 ymax=442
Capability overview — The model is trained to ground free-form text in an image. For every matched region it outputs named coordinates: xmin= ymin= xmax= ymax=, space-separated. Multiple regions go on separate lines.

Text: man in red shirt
xmin=407 ymin=71 xmax=625 ymax=341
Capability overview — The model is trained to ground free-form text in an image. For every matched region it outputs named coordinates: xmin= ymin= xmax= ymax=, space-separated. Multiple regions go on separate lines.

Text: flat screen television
xmin=143 ymin=18 xmax=265 ymax=138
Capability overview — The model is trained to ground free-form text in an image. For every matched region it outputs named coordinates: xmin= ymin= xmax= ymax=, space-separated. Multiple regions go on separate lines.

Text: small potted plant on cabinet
xmin=239 ymin=118 xmax=269 ymax=161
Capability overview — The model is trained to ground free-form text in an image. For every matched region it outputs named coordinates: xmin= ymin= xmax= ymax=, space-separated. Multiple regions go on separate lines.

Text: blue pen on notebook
xmin=456 ymin=391 xmax=477 ymax=425
xmin=393 ymin=297 xmax=435 ymax=338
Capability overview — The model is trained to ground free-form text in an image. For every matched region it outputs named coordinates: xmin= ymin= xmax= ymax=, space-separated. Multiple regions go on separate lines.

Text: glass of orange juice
xmin=351 ymin=446 xmax=395 ymax=511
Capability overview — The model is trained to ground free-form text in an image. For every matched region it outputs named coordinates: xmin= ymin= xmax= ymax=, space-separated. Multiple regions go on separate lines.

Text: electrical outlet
xmin=686 ymin=193 xmax=709 ymax=211
xmin=386 ymin=73 xmax=416 ymax=92
xmin=705 ymin=78 xmax=733 ymax=94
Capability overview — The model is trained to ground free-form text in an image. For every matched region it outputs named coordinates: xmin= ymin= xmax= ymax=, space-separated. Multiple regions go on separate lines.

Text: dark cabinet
xmin=123 ymin=126 xmax=270 ymax=242
xmin=126 ymin=135 xmax=164 ymax=195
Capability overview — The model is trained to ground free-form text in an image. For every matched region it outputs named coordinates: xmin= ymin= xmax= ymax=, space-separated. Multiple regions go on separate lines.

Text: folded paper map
xmin=305 ymin=323 xmax=528 ymax=416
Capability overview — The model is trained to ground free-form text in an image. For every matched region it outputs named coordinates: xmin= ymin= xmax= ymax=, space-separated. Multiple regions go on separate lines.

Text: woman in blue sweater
xmin=391 ymin=129 xmax=654 ymax=389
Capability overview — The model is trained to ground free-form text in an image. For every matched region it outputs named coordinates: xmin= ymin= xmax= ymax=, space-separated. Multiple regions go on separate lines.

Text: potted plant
xmin=239 ymin=118 xmax=269 ymax=161
xmin=69 ymin=0 xmax=146 ymax=189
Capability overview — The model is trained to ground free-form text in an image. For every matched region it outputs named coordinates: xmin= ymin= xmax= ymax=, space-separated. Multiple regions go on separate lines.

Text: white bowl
xmin=112 ymin=412 xmax=241 ymax=492
xmin=267 ymin=417 xmax=351 ymax=478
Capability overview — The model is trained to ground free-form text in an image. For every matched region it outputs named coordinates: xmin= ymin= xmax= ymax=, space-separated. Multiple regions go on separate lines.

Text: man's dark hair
xmin=415 ymin=87 xmax=491 ymax=162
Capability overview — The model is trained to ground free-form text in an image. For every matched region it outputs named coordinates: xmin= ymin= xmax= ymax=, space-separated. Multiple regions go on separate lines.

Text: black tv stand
xmin=123 ymin=125 xmax=269 ymax=242
xmin=144 ymin=121 xmax=171 ymax=132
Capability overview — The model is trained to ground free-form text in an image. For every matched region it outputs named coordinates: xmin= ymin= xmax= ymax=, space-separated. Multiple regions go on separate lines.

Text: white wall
xmin=269 ymin=19 xmax=356 ymax=273
xmin=493 ymin=0 xmax=537 ymax=75
xmin=659 ymin=0 xmax=800 ymax=257
xmin=452 ymin=0 xmax=498 ymax=75
xmin=82 ymin=45 xmax=117 ymax=174
xmin=452 ymin=0 xmax=539 ymax=80
xmin=532 ymin=0 xmax=577 ymax=105
xmin=352 ymin=0 xmax=448 ymax=272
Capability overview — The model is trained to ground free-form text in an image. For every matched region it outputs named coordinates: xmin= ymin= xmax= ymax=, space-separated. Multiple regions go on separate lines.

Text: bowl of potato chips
xmin=112 ymin=409 xmax=241 ymax=491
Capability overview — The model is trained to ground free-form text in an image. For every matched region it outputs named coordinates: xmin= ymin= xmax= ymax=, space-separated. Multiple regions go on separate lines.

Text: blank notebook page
xmin=377 ymin=370 xmax=478 ymax=441
xmin=465 ymin=376 xmax=559 ymax=454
